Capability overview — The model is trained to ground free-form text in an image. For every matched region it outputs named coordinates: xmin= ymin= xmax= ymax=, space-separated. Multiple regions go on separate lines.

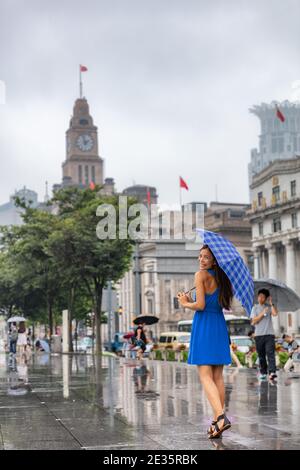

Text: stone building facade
xmin=247 ymin=156 xmax=300 ymax=335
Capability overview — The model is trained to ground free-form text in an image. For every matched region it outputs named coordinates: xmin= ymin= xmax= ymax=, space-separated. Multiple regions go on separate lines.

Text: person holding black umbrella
xmin=250 ymin=288 xmax=278 ymax=381
xmin=133 ymin=323 xmax=147 ymax=360
xmin=133 ymin=315 xmax=159 ymax=360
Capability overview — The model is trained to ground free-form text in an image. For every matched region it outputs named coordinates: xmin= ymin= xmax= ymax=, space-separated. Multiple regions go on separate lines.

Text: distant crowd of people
xmin=8 ymin=322 xmax=48 ymax=356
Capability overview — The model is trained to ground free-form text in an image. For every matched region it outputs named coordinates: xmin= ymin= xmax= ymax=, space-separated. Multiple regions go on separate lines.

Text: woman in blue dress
xmin=177 ymin=244 xmax=233 ymax=439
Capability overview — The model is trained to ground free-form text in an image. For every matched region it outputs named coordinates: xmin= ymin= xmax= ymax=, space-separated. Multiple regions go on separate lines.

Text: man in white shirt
xmin=250 ymin=288 xmax=278 ymax=381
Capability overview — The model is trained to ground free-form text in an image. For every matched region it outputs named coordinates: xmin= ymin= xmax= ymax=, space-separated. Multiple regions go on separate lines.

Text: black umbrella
xmin=133 ymin=315 xmax=159 ymax=325
xmin=254 ymin=279 xmax=300 ymax=311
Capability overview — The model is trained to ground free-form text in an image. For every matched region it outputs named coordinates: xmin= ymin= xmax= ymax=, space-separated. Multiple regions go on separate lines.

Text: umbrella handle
xmin=184 ymin=286 xmax=196 ymax=295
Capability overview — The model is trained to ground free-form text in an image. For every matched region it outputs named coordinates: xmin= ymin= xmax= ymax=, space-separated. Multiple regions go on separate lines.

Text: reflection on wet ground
xmin=0 ymin=353 xmax=300 ymax=450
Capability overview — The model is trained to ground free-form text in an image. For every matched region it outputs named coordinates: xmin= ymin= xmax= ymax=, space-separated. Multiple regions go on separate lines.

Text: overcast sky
xmin=0 ymin=0 xmax=300 ymax=208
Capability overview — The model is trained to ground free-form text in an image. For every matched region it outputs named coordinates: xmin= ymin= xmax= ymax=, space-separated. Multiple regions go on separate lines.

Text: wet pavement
xmin=0 ymin=352 xmax=300 ymax=450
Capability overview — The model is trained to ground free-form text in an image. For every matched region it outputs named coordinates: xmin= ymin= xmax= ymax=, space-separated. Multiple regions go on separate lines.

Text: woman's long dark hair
xmin=18 ymin=321 xmax=26 ymax=334
xmin=200 ymin=244 xmax=233 ymax=311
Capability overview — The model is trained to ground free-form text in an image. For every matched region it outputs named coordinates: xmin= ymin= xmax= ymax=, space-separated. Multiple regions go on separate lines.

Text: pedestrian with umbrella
xmin=177 ymin=229 xmax=254 ymax=439
xmin=133 ymin=316 xmax=159 ymax=361
xmin=250 ymin=288 xmax=278 ymax=381
xmin=7 ymin=316 xmax=27 ymax=356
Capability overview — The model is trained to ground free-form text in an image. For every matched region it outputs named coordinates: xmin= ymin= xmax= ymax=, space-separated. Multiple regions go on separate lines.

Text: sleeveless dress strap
xmin=207 ymin=268 xmax=216 ymax=276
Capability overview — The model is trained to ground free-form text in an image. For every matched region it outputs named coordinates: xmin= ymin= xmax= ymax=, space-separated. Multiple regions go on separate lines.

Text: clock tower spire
xmin=62 ymin=97 xmax=104 ymax=187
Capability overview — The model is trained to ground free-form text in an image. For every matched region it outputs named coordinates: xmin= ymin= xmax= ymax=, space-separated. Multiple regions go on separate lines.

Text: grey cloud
xmin=0 ymin=0 xmax=300 ymax=206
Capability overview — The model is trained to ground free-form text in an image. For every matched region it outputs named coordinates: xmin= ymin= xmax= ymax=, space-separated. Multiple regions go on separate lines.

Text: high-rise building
xmin=0 ymin=187 xmax=40 ymax=226
xmin=248 ymin=100 xmax=300 ymax=189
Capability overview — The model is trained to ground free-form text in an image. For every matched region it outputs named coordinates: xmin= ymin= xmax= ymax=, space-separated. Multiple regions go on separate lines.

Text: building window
xmin=273 ymin=217 xmax=281 ymax=233
xmin=85 ymin=165 xmax=89 ymax=185
xmin=247 ymin=254 xmax=254 ymax=277
xmin=148 ymin=268 xmax=154 ymax=285
xmin=258 ymin=192 xmax=263 ymax=206
xmin=291 ymin=180 xmax=296 ymax=197
xmin=272 ymin=186 xmax=280 ymax=202
xmin=258 ymin=222 xmax=263 ymax=236
xmin=91 ymin=166 xmax=95 ymax=183
xmin=291 ymin=118 xmax=295 ymax=131
xmin=229 ymin=210 xmax=244 ymax=218
xmin=79 ymin=118 xmax=88 ymax=125
xmin=147 ymin=298 xmax=153 ymax=315
xmin=293 ymin=137 xmax=298 ymax=152
xmin=291 ymin=212 xmax=298 ymax=228
xmin=271 ymin=137 xmax=284 ymax=153
xmin=278 ymin=138 xmax=284 ymax=153
xmin=267 ymin=118 xmax=272 ymax=131
xmin=78 ymin=165 xmax=82 ymax=184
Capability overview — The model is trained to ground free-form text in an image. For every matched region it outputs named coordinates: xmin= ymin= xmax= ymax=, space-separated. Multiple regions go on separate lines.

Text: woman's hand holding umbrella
xmin=177 ymin=292 xmax=189 ymax=307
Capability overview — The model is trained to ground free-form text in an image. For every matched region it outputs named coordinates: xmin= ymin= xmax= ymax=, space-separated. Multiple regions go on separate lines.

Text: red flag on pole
xmin=276 ymin=105 xmax=285 ymax=122
xmin=80 ymin=65 xmax=88 ymax=72
xmin=89 ymin=181 xmax=95 ymax=190
xmin=179 ymin=176 xmax=189 ymax=190
xmin=147 ymin=188 xmax=151 ymax=206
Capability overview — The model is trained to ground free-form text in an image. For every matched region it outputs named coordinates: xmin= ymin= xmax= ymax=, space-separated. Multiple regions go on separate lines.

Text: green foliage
xmin=166 ymin=350 xmax=176 ymax=361
xmin=251 ymin=352 xmax=258 ymax=364
xmin=278 ymin=352 xmax=289 ymax=366
xmin=0 ymin=187 xmax=137 ymax=351
xmin=181 ymin=350 xmax=189 ymax=362
xmin=234 ymin=351 xmax=246 ymax=366
xmin=154 ymin=350 xmax=163 ymax=361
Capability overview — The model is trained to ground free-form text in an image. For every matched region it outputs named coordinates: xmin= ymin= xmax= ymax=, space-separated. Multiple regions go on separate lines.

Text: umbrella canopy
xmin=196 ymin=229 xmax=254 ymax=316
xmin=35 ymin=339 xmax=50 ymax=353
xmin=254 ymin=279 xmax=300 ymax=311
xmin=7 ymin=316 xmax=27 ymax=323
xmin=133 ymin=315 xmax=159 ymax=326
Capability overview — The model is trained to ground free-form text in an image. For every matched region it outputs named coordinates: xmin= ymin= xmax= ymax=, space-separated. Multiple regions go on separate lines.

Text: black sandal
xmin=208 ymin=414 xmax=231 ymax=439
xmin=207 ymin=420 xmax=217 ymax=435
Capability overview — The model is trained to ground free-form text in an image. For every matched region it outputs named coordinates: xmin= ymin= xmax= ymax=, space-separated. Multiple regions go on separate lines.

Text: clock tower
xmin=62 ymin=97 xmax=103 ymax=187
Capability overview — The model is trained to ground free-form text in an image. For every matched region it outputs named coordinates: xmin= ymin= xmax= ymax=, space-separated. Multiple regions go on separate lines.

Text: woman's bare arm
xmin=177 ymin=271 xmax=206 ymax=311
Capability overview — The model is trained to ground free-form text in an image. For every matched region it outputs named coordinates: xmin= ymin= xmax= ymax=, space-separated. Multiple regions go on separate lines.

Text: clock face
xmin=76 ymin=134 xmax=94 ymax=152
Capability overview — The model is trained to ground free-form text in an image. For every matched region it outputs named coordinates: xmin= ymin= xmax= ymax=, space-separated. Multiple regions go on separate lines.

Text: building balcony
xmin=247 ymin=195 xmax=300 ymax=220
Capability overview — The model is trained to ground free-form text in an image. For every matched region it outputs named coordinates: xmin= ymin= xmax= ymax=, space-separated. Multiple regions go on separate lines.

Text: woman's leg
xmin=137 ymin=348 xmax=142 ymax=360
xmin=212 ymin=365 xmax=225 ymax=411
xmin=284 ymin=357 xmax=293 ymax=372
xmin=197 ymin=365 xmax=223 ymax=421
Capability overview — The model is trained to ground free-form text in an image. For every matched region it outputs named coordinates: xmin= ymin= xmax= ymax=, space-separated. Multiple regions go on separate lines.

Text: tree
xmin=51 ymin=186 xmax=135 ymax=353
xmin=0 ymin=186 xmax=137 ymax=355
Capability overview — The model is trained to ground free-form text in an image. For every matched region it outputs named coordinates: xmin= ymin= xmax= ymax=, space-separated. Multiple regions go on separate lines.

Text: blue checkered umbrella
xmin=196 ymin=229 xmax=254 ymax=316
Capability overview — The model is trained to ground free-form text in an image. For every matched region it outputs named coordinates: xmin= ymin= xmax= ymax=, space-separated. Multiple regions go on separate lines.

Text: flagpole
xmin=79 ymin=65 xmax=82 ymax=98
xmin=179 ymin=183 xmax=182 ymax=211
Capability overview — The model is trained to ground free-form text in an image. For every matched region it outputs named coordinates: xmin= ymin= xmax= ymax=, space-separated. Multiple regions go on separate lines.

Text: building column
xmin=262 ymin=249 xmax=268 ymax=278
xmin=267 ymin=243 xmax=277 ymax=279
xmin=253 ymin=249 xmax=260 ymax=279
xmin=283 ymin=240 xmax=297 ymax=291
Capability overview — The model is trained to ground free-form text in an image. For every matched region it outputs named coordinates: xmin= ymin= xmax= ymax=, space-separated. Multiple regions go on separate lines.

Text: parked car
xmin=230 ymin=336 xmax=253 ymax=353
xmin=103 ymin=333 xmax=126 ymax=355
xmin=158 ymin=332 xmax=191 ymax=351
xmin=73 ymin=336 xmax=93 ymax=352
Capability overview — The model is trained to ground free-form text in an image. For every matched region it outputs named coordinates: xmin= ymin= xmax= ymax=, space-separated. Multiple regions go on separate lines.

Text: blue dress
xmin=187 ymin=268 xmax=231 ymax=366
